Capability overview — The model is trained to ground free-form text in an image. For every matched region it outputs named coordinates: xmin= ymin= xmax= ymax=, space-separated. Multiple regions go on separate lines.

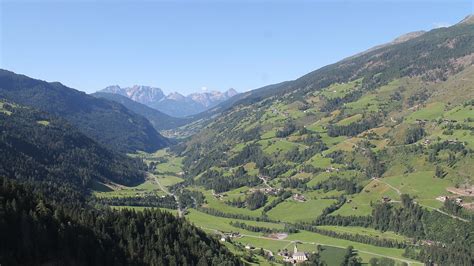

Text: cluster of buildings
xmin=436 ymin=195 xmax=463 ymax=205
xmin=261 ymin=187 xmax=280 ymax=195
xmin=219 ymin=232 xmax=241 ymax=242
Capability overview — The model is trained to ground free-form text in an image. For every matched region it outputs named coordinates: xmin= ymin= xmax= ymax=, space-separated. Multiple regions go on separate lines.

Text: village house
xmin=436 ymin=195 xmax=449 ymax=202
xmin=382 ymin=196 xmax=391 ymax=203
xmin=245 ymin=244 xmax=255 ymax=250
xmin=212 ymin=190 xmax=224 ymax=199
xmin=325 ymin=166 xmax=339 ymax=173
xmin=223 ymin=232 xmax=241 ymax=238
xmin=293 ymin=193 xmax=306 ymax=202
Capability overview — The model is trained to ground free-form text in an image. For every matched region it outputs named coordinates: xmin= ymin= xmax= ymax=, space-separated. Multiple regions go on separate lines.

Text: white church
xmin=281 ymin=243 xmax=308 ymax=264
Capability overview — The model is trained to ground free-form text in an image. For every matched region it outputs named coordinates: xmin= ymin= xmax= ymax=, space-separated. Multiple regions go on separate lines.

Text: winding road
xmin=149 ymin=173 xmax=183 ymax=217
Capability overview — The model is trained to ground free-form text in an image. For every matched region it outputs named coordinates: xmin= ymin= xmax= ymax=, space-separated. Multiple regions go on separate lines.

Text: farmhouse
xmin=325 ymin=166 xmax=339 ymax=173
xmin=436 ymin=196 xmax=449 ymax=202
xmin=382 ymin=196 xmax=391 ymax=203
xmin=212 ymin=190 xmax=224 ymax=199
xmin=223 ymin=232 xmax=241 ymax=238
xmin=293 ymin=193 xmax=306 ymax=202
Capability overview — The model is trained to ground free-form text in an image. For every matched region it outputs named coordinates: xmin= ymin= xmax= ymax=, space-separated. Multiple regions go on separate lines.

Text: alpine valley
xmin=1 ymin=13 xmax=474 ymax=266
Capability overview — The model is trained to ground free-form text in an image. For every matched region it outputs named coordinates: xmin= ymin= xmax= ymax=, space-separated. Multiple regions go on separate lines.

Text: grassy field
xmin=200 ymin=189 xmax=269 ymax=218
xmin=334 ymin=179 xmax=401 ymax=216
xmin=382 ymin=171 xmax=453 ymax=208
xmin=320 ymin=79 xmax=360 ymax=99
xmin=344 ymin=94 xmax=379 ymax=113
xmin=444 ymin=104 xmax=474 ymax=121
xmin=262 ymin=139 xmax=300 ymax=155
xmin=0 ymin=101 xmax=15 ymax=115
xmin=337 ymin=114 xmax=363 ymax=126
xmin=154 ymin=174 xmax=183 ymax=187
xmin=318 ymin=226 xmax=407 ymax=241
xmin=267 ymin=198 xmax=336 ymax=223
xmin=92 ymin=177 xmax=168 ymax=198
xmin=405 ymin=102 xmax=445 ymax=122
xmin=186 ymin=209 xmax=284 ymax=235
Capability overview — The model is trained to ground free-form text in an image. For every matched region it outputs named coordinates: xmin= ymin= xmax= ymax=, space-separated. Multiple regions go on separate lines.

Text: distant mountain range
xmin=99 ymin=85 xmax=239 ymax=117
xmin=92 ymin=92 xmax=191 ymax=131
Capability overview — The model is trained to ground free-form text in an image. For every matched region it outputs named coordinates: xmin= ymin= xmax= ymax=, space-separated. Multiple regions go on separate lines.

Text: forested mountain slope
xmin=0 ymin=100 xmax=241 ymax=265
xmin=0 ymin=70 xmax=169 ymax=152
xmin=167 ymin=16 xmax=474 ymax=266
xmin=0 ymin=177 xmax=241 ymax=266
xmin=0 ymin=100 xmax=145 ymax=187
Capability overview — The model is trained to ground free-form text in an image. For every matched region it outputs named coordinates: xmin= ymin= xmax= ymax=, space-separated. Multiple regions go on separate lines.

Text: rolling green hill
xmin=0 ymin=69 xmax=169 ymax=152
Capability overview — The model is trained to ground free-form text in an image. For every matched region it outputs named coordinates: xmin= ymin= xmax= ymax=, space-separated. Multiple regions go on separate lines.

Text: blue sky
xmin=1 ymin=0 xmax=472 ymax=94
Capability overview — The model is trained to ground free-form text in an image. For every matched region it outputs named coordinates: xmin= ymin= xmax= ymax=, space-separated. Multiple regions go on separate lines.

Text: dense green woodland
xmin=0 ymin=103 xmax=145 ymax=187
xmin=0 ymin=177 xmax=240 ymax=265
